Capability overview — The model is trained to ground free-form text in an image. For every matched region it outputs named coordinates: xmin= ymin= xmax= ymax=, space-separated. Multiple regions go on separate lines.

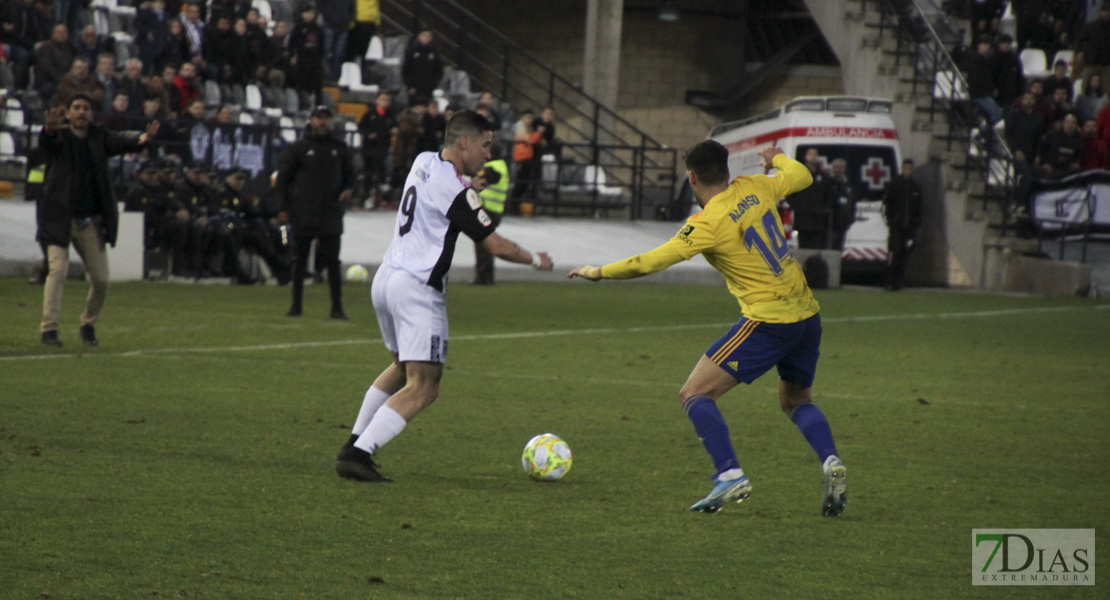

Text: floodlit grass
xmin=1 ymin=278 xmax=1108 ymax=599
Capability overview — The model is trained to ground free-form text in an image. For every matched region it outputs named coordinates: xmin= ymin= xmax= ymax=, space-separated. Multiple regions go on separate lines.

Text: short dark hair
xmin=67 ymin=93 xmax=94 ymax=109
xmin=902 ymin=158 xmax=915 ymax=166
xmin=683 ymin=140 xmax=730 ymax=186
xmin=444 ymin=109 xmax=494 ymax=145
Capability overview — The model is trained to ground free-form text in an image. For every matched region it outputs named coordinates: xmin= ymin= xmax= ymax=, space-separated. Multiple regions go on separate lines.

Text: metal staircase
xmin=380 ymin=0 xmax=678 ymax=219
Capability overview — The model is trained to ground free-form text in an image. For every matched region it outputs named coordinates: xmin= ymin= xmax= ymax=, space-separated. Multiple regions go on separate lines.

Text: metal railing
xmin=380 ymin=0 xmax=678 ymax=219
xmin=862 ymin=0 xmax=1018 ymax=234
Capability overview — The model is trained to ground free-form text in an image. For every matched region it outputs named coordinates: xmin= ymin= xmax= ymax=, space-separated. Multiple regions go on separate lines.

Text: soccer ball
xmin=521 ymin=433 xmax=572 ymax=481
xmin=345 ymin=264 xmax=369 ymax=283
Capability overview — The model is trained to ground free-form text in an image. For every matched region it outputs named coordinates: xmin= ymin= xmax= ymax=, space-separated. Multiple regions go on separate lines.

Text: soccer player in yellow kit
xmin=568 ymin=141 xmax=847 ymax=516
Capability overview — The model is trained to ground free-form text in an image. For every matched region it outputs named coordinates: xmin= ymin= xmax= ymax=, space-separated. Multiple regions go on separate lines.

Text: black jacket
xmin=36 ymin=124 xmax=145 ymax=247
xmin=788 ymin=167 xmax=831 ymax=232
xmin=883 ymin=175 xmax=923 ymax=231
xmin=402 ymin=42 xmax=444 ymax=98
xmin=274 ymin=132 xmax=353 ymax=236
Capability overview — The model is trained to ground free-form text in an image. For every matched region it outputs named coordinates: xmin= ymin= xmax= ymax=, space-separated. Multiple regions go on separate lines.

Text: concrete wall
xmin=460 ymin=2 xmax=842 ymax=155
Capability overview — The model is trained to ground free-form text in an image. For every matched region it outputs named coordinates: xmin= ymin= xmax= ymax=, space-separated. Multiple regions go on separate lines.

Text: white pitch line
xmin=0 ymin=304 xmax=1105 ymax=363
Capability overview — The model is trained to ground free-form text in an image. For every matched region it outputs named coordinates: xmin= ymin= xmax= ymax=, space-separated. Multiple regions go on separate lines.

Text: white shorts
xmin=371 ymin=265 xmax=449 ymax=363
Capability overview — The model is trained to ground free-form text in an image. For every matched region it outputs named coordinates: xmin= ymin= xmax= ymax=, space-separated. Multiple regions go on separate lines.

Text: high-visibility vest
xmin=28 ymin=164 xmax=45 ymax=184
xmin=479 ymin=159 xmax=509 ymax=214
xmin=355 ymin=0 xmax=381 ymax=25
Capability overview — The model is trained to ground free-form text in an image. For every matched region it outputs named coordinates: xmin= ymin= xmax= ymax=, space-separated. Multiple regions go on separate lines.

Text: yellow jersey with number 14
xmin=598 ymin=154 xmax=819 ymax=323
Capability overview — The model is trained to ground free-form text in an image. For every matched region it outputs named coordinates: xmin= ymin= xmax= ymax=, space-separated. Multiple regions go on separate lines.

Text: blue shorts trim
xmin=704 ymin=314 xmax=822 ymax=387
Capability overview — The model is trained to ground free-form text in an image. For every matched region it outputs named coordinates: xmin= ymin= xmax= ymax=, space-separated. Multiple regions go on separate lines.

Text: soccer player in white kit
xmin=336 ymin=110 xmax=555 ymax=482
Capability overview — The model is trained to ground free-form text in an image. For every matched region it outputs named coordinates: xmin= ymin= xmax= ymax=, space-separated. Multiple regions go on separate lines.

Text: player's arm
xmin=567 ymin=241 xmax=686 ymax=281
xmin=447 ymin=187 xmax=554 ymax=270
xmin=761 ymin=147 xmax=813 ymax=198
xmin=482 ymin=233 xmax=553 ymax=270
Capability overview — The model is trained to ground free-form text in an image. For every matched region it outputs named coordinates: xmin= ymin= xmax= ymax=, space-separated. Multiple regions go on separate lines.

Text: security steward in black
xmin=175 ymin=161 xmax=218 ymax=277
xmin=882 ymin=159 xmax=923 ymax=291
xmin=212 ymin=169 xmax=292 ymax=285
xmin=276 ymin=105 xmax=355 ymax=319
xmin=124 ymin=161 xmax=191 ymax=277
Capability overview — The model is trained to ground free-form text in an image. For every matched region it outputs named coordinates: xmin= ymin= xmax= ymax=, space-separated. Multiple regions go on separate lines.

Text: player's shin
xmin=789 ymin=402 xmax=839 ymax=465
xmin=682 ymin=394 xmax=742 ymax=479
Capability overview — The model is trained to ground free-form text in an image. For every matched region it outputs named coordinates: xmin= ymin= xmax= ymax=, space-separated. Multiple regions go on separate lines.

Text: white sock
xmin=354 ymin=406 xmax=407 ymax=454
xmin=351 ymin=386 xmax=392 ymax=436
xmin=717 ymin=468 xmax=745 ymax=481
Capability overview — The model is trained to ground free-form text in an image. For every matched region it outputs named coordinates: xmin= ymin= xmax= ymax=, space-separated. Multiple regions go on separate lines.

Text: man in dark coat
xmin=402 ymin=29 xmax=444 ymax=101
xmin=787 ymin=148 xmax=831 ymax=249
xmin=37 ymin=93 xmax=159 ymax=347
xmin=276 ymin=106 xmax=354 ymax=319
xmin=882 ymin=159 xmax=923 ymax=291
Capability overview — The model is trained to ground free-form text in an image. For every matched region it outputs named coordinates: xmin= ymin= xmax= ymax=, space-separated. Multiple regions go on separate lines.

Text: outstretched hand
xmin=534 ymin=251 xmax=554 ymax=271
xmin=141 ymin=119 xmax=161 ymax=144
xmin=44 ymin=107 xmax=66 ymax=132
xmin=567 ymin=265 xmax=601 ymax=281
xmin=758 ymin=146 xmax=785 ymax=168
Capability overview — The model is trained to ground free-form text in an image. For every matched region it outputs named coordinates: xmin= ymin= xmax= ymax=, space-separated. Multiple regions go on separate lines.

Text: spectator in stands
xmin=180 ymin=2 xmax=205 ymax=65
xmin=418 ymin=97 xmax=446 ymax=153
xmin=509 ymin=107 xmax=544 ymax=210
xmin=971 ymin=0 xmax=1005 ymax=46
xmin=213 ymin=103 xmax=233 ymax=123
xmin=0 ymin=0 xmax=43 ymax=89
xmin=172 ymin=61 xmax=202 ymax=114
xmin=119 ymin=58 xmax=147 ymax=113
xmin=37 ymin=94 xmax=159 ymax=347
xmin=1019 ymin=78 xmax=1055 ymax=125
xmin=1043 ymin=59 xmax=1074 ymax=102
xmin=243 ymin=11 xmax=269 ymax=73
xmin=53 ymin=0 xmax=82 ymax=42
xmin=1007 ymin=91 xmax=1046 ymax=165
xmin=475 ymin=91 xmax=503 ymax=132
xmin=991 ymin=33 xmax=1025 ymax=109
xmin=1038 ymin=113 xmax=1082 ymax=176
xmin=882 ymin=159 xmax=922 ymax=292
xmin=94 ymin=53 xmax=119 ymax=113
xmin=1077 ymin=3 xmax=1110 ymax=91
xmin=228 ymin=17 xmax=258 ymax=84
xmin=203 ymin=15 xmax=237 ymax=82
xmin=1049 ymin=86 xmax=1076 ymax=124
xmin=269 ymin=20 xmax=292 ymax=73
xmin=160 ymin=18 xmax=190 ymax=72
xmin=134 ymin=0 xmax=171 ymax=75
xmin=347 ymin=0 xmax=381 ymax=63
xmin=141 ymin=96 xmax=170 ymax=132
xmin=175 ymin=98 xmax=206 ymax=138
xmin=1080 ymin=118 xmax=1110 ymax=170
xmin=472 ymin=138 xmax=508 ymax=285
xmin=71 ymin=25 xmax=113 ymax=69
xmin=963 ymin=35 xmax=1004 ymax=130
xmin=358 ymin=90 xmax=397 ymax=209
xmin=143 ymin=72 xmax=172 ymax=117
xmin=1075 ymin=73 xmax=1109 ymax=123
xmin=316 ymin=0 xmax=351 ymax=83
xmin=34 ymin=24 xmax=74 ymax=103
xmin=787 ymin=147 xmax=831 ymax=250
xmin=101 ymin=91 xmax=131 ymax=130
xmin=402 ymin=29 xmax=444 ymax=101
xmin=289 ymin=3 xmax=324 ymax=104
xmin=533 ymin=105 xmax=559 ymax=160
xmin=390 ymin=100 xmax=422 ymax=189
xmin=231 ymin=0 xmax=253 ymax=21
xmin=56 ymin=57 xmax=105 ymax=109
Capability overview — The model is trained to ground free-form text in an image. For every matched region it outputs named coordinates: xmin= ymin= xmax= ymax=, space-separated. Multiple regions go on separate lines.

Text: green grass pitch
xmin=1 ymin=277 xmax=1108 ymax=599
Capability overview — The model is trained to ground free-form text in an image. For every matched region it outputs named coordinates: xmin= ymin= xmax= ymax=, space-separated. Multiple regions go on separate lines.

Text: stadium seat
xmin=204 ymin=80 xmax=221 ymax=108
xmin=279 ymin=116 xmax=297 ymax=143
xmin=245 ymin=84 xmax=263 ymax=111
xmin=581 ymin=165 xmax=621 ymax=196
xmin=1020 ymin=48 xmax=1049 ymax=79
xmin=338 ymin=62 xmax=360 ymax=88
xmin=283 ymin=88 xmax=300 ymax=114
xmin=3 ymin=98 xmax=26 ymax=129
xmin=239 ymin=112 xmax=255 ymax=125
xmin=1074 ymin=78 xmax=1084 ymax=98
xmin=344 ymin=121 xmax=361 ymax=149
xmin=251 ymin=0 xmax=273 ymax=24
xmin=365 ymin=36 xmax=384 ymax=63
xmin=0 ymin=131 xmax=27 ymax=165
xmin=933 ymin=70 xmax=968 ymax=101
xmin=230 ymin=85 xmax=246 ymax=107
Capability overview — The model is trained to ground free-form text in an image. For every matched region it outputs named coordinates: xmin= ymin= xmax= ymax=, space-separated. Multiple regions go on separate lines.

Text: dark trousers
xmin=886 ymin=227 xmax=914 ymax=290
xmin=472 ymin=211 xmax=502 ymax=284
xmin=510 ymin=159 xmax=541 ymax=202
xmin=291 ymin=233 xmax=341 ymax=311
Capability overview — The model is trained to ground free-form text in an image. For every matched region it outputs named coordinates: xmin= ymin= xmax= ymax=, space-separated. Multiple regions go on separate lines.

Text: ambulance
xmin=708 ymin=96 xmax=901 ymax=273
